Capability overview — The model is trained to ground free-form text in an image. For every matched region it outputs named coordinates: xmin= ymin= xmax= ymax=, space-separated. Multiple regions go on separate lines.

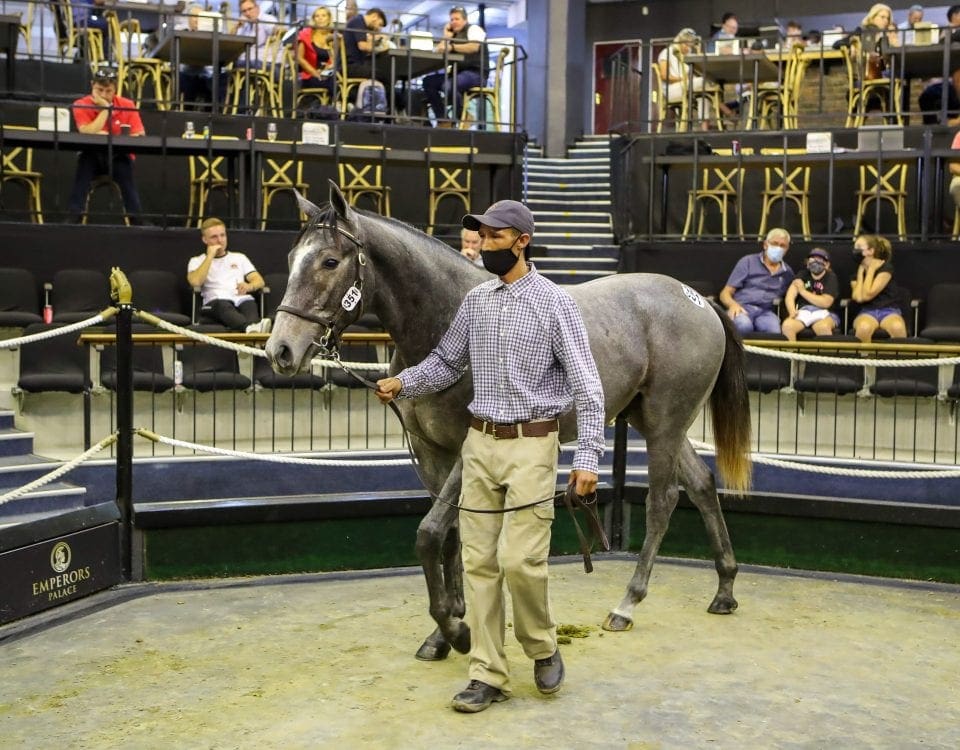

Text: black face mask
xmin=807 ymin=260 xmax=826 ymax=275
xmin=481 ymin=240 xmax=522 ymax=276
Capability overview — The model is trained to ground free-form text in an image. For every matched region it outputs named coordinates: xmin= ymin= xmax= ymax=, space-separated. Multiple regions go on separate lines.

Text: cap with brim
xmin=808 ymin=248 xmax=830 ymax=261
xmin=909 ymin=5 xmax=923 ymax=12
xmin=462 ymin=200 xmax=535 ymax=236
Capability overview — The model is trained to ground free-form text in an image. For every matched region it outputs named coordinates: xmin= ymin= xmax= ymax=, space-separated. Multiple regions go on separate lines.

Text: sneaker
xmin=244 ymin=322 xmax=259 ymax=334
xmin=450 ymin=680 xmax=508 ymax=713
xmin=258 ymin=318 xmax=272 ymax=334
xmin=534 ymin=649 xmax=565 ymax=694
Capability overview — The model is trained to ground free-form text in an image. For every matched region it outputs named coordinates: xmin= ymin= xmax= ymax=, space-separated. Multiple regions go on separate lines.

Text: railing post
xmin=610 ymin=412 xmax=628 ymax=550
xmin=111 ymin=268 xmax=135 ymax=581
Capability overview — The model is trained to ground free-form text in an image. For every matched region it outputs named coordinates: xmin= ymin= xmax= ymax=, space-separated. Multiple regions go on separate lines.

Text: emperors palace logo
xmin=32 ymin=540 xmax=92 ymax=601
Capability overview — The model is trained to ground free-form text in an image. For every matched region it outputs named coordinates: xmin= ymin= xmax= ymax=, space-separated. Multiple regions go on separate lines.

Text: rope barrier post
xmin=610 ymin=412 xmax=629 ymax=550
xmin=111 ymin=268 xmax=135 ymax=581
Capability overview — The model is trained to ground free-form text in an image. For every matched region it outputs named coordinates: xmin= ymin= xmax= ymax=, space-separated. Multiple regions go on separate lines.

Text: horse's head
xmin=266 ymin=181 xmax=368 ymax=374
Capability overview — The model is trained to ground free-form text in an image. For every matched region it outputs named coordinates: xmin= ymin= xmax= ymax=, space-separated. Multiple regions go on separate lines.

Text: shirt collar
xmin=491 ymin=262 xmax=538 ymax=292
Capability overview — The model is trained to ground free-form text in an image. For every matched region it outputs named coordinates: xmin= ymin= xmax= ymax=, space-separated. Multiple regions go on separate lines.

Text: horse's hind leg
xmin=677 ymin=439 xmax=738 ymax=614
xmin=603 ymin=443 xmax=681 ymax=632
xmin=414 ymin=457 xmax=471 ymax=660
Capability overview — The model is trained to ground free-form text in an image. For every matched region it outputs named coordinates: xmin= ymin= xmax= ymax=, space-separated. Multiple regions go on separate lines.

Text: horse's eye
xmin=322 ymin=258 xmax=339 ymax=269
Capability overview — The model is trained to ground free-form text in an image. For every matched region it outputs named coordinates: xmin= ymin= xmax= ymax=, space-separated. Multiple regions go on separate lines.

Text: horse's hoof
xmin=414 ymin=638 xmax=452 ymax=662
xmin=707 ymin=595 xmax=739 ymax=615
xmin=450 ymin=623 xmax=471 ymax=654
xmin=602 ymin=612 xmax=633 ymax=632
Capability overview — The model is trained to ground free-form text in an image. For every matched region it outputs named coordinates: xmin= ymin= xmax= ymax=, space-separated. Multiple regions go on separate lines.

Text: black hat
xmin=92 ymin=65 xmax=119 ymax=83
xmin=808 ymin=247 xmax=830 ymax=261
xmin=463 ymin=200 xmax=535 ymax=236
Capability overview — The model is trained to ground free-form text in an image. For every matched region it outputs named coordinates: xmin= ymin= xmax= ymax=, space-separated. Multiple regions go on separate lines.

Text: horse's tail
xmin=708 ymin=302 xmax=752 ymax=495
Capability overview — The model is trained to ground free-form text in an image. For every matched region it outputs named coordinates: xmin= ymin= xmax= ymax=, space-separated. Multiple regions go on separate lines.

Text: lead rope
xmin=332 ymin=352 xmax=609 ymax=572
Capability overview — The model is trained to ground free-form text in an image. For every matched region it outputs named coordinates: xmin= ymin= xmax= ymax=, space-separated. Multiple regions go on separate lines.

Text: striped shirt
xmin=397 ymin=264 xmax=605 ymax=473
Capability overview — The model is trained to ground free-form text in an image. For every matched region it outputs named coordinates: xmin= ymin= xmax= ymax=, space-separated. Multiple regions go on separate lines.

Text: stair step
xmin=537 ymin=235 xmax=615 ymax=245
xmin=527 ymin=200 xmax=613 ymax=210
xmin=527 ymin=158 xmax=610 ymax=167
xmin=0 ymin=411 xmax=15 ymax=431
xmin=0 ymin=431 xmax=35 ymax=458
xmin=538 ymin=244 xmax=610 ymax=252
xmin=0 ymin=481 xmax=88 ymax=521
xmin=533 ymin=257 xmax=618 ymax=267
xmin=532 ymin=211 xmax=612 ymax=219
xmin=536 ymin=222 xmax=612 ymax=230
xmin=533 ymin=247 xmax=619 ymax=259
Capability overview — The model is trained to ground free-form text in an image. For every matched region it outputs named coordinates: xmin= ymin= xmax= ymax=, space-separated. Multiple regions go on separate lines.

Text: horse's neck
xmin=366 ymin=228 xmax=485 ymax=364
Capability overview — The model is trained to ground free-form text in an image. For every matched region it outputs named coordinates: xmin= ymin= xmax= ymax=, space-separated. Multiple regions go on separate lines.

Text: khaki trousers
xmin=459 ymin=427 xmax=559 ymax=694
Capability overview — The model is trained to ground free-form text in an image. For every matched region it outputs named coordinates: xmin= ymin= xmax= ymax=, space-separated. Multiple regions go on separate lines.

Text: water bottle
xmin=184 ymin=121 xmax=195 ymax=139
xmin=174 ymin=359 xmax=183 ymax=387
xmin=202 ymin=124 xmax=210 ymax=139
xmin=43 ymin=304 xmax=53 ymax=324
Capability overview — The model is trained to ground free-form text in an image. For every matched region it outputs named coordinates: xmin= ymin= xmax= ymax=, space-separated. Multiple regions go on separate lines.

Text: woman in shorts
xmin=850 ymin=234 xmax=907 ymax=342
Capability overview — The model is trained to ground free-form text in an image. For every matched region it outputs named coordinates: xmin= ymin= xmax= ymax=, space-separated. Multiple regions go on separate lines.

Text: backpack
xmin=355 ymin=79 xmax=387 ymax=115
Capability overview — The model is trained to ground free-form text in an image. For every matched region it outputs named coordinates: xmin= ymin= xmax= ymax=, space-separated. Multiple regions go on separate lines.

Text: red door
xmin=593 ymin=41 xmax=641 ymax=134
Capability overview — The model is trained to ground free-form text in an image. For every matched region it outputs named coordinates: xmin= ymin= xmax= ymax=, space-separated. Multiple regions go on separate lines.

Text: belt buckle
xmin=491 ymin=422 xmax=504 ymax=439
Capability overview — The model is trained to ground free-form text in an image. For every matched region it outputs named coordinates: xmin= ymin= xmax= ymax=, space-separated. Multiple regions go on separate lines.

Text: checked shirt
xmin=397 ymin=264 xmax=605 ymax=474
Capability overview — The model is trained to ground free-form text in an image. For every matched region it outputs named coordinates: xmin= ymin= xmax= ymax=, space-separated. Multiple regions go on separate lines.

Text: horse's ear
xmin=328 ymin=179 xmax=352 ymax=221
xmin=295 ymin=190 xmax=322 ymax=221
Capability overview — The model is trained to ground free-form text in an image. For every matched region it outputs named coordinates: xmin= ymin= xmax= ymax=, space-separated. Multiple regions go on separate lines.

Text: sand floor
xmin=1 ymin=555 xmax=958 ymax=749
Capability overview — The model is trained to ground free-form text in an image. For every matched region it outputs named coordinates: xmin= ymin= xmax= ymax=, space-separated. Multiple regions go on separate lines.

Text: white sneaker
xmin=258 ymin=318 xmax=272 ymax=334
xmin=245 ymin=323 xmax=259 ymax=334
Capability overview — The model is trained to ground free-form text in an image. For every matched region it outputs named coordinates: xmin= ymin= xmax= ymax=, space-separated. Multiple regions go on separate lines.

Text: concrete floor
xmin=1 ymin=556 xmax=958 ymax=749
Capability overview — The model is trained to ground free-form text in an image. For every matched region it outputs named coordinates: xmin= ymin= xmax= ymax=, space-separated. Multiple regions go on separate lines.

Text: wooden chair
xmin=51 ymin=0 xmax=104 ymax=65
xmin=283 ymin=41 xmax=334 ymax=111
xmin=226 ymin=26 xmax=284 ymax=117
xmin=17 ymin=1 xmax=34 ymax=55
xmin=261 ymin=157 xmax=309 ymax=229
xmin=338 ymin=145 xmax=391 ymax=216
xmin=186 ymin=136 xmax=238 ymax=227
xmin=854 ymin=162 xmax=908 ymax=240
xmin=335 ymin=33 xmax=371 ymax=114
xmin=757 ymin=148 xmax=812 ymax=240
xmin=842 ymin=39 xmax=902 ymax=128
xmin=1 ymin=126 xmax=44 ymax=223
xmin=104 ymin=10 xmax=170 ymax=109
xmin=675 ymin=47 xmax=724 ymax=132
xmin=753 ymin=46 xmax=809 ymax=130
xmin=425 ymin=146 xmax=477 ymax=235
xmin=82 ymin=176 xmax=130 ymax=226
xmin=682 ymin=147 xmax=747 ymax=240
xmin=459 ymin=47 xmax=510 ymax=131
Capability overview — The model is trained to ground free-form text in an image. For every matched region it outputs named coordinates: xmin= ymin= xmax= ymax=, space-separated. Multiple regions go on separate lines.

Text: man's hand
xmin=236 ymin=281 xmax=257 ymax=295
xmin=726 ymin=302 xmax=745 ymax=319
xmin=91 ymin=93 xmax=110 ymax=107
xmin=206 ymin=244 xmax=222 ymax=258
xmin=375 ymin=377 xmax=402 ymax=404
xmin=568 ymin=470 xmax=598 ymax=498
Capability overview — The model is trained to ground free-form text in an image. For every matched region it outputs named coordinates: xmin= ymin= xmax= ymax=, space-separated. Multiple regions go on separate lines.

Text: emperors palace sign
xmin=0 ymin=523 xmax=121 ymax=625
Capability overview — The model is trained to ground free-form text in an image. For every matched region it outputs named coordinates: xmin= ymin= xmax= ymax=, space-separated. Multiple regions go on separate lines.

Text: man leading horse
xmin=375 ymin=200 xmax=605 ymax=713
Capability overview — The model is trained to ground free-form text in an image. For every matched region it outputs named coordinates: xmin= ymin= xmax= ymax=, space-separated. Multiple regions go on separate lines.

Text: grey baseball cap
xmin=462 ymin=200 xmax=535 ymax=236
xmin=92 ymin=64 xmax=119 ymax=83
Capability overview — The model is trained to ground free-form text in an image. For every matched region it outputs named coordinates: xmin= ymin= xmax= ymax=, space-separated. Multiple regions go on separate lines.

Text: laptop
xmin=912 ymin=22 xmax=937 ymax=46
xmin=857 ymin=125 xmax=905 ymax=152
xmin=195 ymin=11 xmax=224 ymax=33
xmin=713 ymin=38 xmax=741 ymax=55
xmin=408 ymin=31 xmax=434 ymax=51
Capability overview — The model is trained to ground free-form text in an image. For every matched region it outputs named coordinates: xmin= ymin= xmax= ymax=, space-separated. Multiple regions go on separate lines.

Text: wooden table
xmin=684 ymin=52 xmax=783 ymax=125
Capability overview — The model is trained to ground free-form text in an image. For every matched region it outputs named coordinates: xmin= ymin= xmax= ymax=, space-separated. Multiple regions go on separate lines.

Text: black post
xmin=115 ymin=296 xmax=135 ymax=581
xmin=610 ymin=412 xmax=628 ymax=550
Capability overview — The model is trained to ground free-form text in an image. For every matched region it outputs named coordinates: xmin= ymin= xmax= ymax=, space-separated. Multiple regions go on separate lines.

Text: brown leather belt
xmin=470 ymin=416 xmax=560 ymax=439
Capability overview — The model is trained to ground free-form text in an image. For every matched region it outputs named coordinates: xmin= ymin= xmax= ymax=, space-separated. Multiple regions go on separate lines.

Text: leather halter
xmin=275 ymin=221 xmax=366 ymax=354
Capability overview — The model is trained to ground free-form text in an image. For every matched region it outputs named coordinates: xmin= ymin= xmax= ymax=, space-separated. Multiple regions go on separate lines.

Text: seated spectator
xmin=899 ymin=5 xmax=924 ymax=45
xmin=949 ymin=128 xmax=960 ymax=213
xmin=178 ymin=5 xmax=228 ymax=109
xmin=850 ymin=234 xmax=907 ymax=342
xmin=806 ymin=30 xmax=822 ymax=49
xmin=719 ymin=228 xmax=795 ymax=335
xmin=460 ymin=227 xmax=483 ymax=265
xmin=342 ymin=7 xmax=390 ymax=86
xmin=186 ymin=217 xmax=271 ymax=333
xmin=232 ymin=0 xmax=280 ymax=66
xmin=918 ymin=6 xmax=960 ymax=124
xmin=709 ymin=12 xmax=738 ymax=54
xmin=424 ymin=5 xmax=487 ymax=127
xmin=855 ymin=4 xmax=901 ymax=52
xmin=784 ymin=20 xmax=806 ymax=51
xmin=658 ymin=28 xmax=732 ymax=130
xmin=68 ymin=65 xmax=146 ymax=225
xmin=296 ymin=6 xmax=335 ymax=103
xmin=781 ymin=248 xmax=840 ymax=341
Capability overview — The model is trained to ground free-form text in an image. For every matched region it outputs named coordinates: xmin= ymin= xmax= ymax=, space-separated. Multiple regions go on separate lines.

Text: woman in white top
xmin=657 ymin=28 xmax=727 ymax=129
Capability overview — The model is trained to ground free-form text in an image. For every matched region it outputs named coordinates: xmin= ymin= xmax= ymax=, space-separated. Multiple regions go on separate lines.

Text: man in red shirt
xmin=68 ymin=65 xmax=146 ymax=224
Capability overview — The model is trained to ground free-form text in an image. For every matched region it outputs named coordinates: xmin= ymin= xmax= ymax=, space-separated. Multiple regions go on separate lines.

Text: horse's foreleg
xmin=413 ymin=459 xmax=471 ymax=660
xmin=677 ymin=440 xmax=738 ymax=614
xmin=604 ymin=448 xmax=680 ymax=632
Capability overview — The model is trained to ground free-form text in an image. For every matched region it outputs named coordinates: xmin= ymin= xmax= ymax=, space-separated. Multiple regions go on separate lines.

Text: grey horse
xmin=266 ymin=183 xmax=752 ymax=660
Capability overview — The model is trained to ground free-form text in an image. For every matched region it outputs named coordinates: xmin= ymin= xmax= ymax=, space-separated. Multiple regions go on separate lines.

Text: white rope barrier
xmin=0 ymin=433 xmax=119 ymax=506
xmin=688 ymin=439 xmax=960 ymax=479
xmin=0 ymin=309 xmax=118 ymax=350
xmin=135 ymin=310 xmax=388 ymax=371
xmin=743 ymin=344 xmax=960 ymax=368
xmin=135 ymin=428 xmax=412 ymax=466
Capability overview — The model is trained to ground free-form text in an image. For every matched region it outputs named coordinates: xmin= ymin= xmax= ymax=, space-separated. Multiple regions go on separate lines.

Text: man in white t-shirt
xmin=186 ymin=217 xmax=271 ymax=332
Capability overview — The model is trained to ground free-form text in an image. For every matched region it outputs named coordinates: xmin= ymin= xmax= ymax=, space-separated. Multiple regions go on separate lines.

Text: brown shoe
xmin=451 ymin=680 xmax=508 ymax=713
xmin=534 ymin=649 xmax=565 ymax=694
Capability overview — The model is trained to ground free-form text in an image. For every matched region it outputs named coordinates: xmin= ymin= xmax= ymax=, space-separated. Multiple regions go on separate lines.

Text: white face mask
xmin=765 ymin=244 xmax=786 ymax=263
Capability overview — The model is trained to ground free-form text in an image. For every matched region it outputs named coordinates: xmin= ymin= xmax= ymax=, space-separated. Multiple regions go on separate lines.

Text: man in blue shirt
xmin=376 ymin=200 xmax=605 ymax=713
xmin=343 ymin=7 xmax=389 ymax=85
xmin=719 ymin=227 xmax=795 ymax=334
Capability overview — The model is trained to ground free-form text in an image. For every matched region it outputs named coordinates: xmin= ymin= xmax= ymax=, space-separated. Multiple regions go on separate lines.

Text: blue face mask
xmin=765 ymin=244 xmax=786 ymax=263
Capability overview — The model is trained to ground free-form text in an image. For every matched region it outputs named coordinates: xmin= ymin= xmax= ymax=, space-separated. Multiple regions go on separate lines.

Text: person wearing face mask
xmin=781 ymin=247 xmax=840 ymax=341
xmin=719 ymin=228 xmax=795 ymax=335
xmin=374 ymin=200 xmax=604 ymax=714
xmin=850 ymin=234 xmax=907 ymax=342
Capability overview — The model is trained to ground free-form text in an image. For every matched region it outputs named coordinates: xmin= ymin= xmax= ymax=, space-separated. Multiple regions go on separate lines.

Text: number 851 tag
xmin=341 ymin=284 xmax=362 ymax=311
